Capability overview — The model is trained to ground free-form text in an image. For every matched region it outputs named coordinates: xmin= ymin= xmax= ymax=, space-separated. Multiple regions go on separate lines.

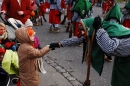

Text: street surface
xmin=0 ymin=1 xmax=126 ymax=86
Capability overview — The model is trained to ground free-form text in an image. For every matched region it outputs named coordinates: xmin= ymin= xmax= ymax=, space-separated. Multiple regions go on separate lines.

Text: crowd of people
xmin=0 ymin=0 xmax=130 ymax=86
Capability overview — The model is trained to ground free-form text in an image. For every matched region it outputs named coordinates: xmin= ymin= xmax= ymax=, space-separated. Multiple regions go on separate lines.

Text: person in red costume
xmin=102 ymin=0 xmax=115 ymax=17
xmin=65 ymin=0 xmax=75 ymax=32
xmin=1 ymin=0 xmax=32 ymax=24
xmin=121 ymin=1 xmax=130 ymax=28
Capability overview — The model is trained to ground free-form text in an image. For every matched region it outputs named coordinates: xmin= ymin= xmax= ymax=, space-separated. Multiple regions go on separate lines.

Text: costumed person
xmin=102 ymin=0 xmax=115 ymax=17
xmin=44 ymin=0 xmax=50 ymax=10
xmin=47 ymin=0 xmax=64 ymax=33
xmin=1 ymin=0 xmax=32 ymax=24
xmin=38 ymin=0 xmax=47 ymax=23
xmin=64 ymin=2 xmax=130 ymax=86
xmin=30 ymin=0 xmax=42 ymax=26
xmin=102 ymin=0 xmax=108 ymax=14
xmin=101 ymin=0 xmax=116 ymax=62
xmin=15 ymin=27 xmax=58 ymax=86
xmin=71 ymin=0 xmax=92 ymax=37
xmin=65 ymin=0 xmax=75 ymax=32
xmin=34 ymin=0 xmax=47 ymax=25
xmin=94 ymin=3 xmax=130 ymax=86
xmin=60 ymin=0 xmax=67 ymax=24
xmin=121 ymin=1 xmax=130 ymax=28
xmin=27 ymin=0 xmax=36 ymax=20
xmin=48 ymin=3 xmax=130 ymax=86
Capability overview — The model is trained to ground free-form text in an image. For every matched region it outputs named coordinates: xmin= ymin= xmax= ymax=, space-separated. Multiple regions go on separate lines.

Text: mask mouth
xmin=15 ymin=23 xmax=22 ymax=28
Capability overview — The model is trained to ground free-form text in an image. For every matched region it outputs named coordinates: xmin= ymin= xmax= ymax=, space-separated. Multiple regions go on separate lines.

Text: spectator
xmin=0 ymin=22 xmax=17 ymax=76
xmin=71 ymin=0 xmax=92 ymax=37
xmin=0 ymin=22 xmax=16 ymax=51
xmin=1 ymin=0 xmax=32 ymax=24
xmin=25 ymin=19 xmax=42 ymax=49
xmin=15 ymin=27 xmax=57 ymax=86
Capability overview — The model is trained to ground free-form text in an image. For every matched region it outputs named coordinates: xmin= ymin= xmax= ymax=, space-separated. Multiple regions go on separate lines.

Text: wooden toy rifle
xmin=83 ymin=29 xmax=96 ymax=86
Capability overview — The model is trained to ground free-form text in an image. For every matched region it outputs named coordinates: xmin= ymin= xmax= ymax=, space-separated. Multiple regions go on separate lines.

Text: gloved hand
xmin=93 ymin=15 xmax=102 ymax=30
xmin=49 ymin=43 xmax=60 ymax=50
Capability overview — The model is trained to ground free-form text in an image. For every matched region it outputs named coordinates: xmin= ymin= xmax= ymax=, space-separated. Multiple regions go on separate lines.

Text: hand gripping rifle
xmin=83 ymin=29 xmax=96 ymax=86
